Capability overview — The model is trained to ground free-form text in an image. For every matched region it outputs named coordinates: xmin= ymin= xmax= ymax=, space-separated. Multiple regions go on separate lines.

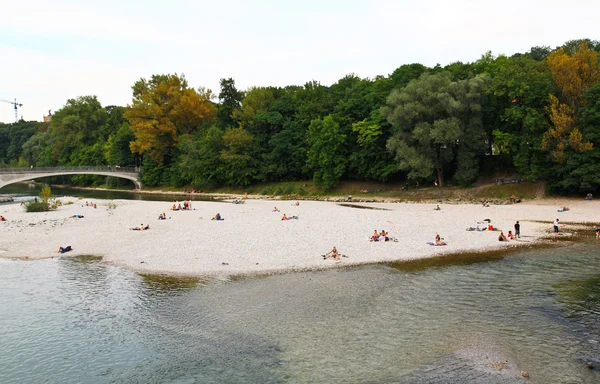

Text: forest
xmin=1 ymin=39 xmax=599 ymax=195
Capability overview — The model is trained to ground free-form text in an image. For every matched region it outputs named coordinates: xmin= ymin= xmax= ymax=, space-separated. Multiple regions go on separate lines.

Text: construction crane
xmin=0 ymin=98 xmax=23 ymax=122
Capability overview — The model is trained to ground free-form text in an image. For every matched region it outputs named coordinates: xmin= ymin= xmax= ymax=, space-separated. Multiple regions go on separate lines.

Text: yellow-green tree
xmin=125 ymin=74 xmax=215 ymax=165
xmin=543 ymin=43 xmax=598 ymax=162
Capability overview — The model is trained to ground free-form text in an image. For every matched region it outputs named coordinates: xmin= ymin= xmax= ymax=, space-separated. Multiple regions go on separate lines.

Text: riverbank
xmin=1 ymin=197 xmax=598 ymax=277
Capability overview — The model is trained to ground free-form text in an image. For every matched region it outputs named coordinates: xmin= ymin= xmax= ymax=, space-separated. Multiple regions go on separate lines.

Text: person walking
xmin=553 ymin=218 xmax=559 ymax=240
xmin=514 ymin=221 xmax=520 ymax=239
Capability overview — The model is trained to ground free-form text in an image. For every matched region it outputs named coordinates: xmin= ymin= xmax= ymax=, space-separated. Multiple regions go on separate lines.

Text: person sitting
xmin=482 ymin=201 xmax=490 ymax=207
xmin=561 ymin=206 xmax=570 ymax=211
xmin=295 ymin=201 xmax=300 ymax=206
xmin=177 ymin=203 xmax=183 ymax=211
xmin=171 ymin=204 xmax=177 ymax=211
xmin=0 ymin=215 xmax=6 ymax=221
xmin=507 ymin=230 xmax=515 ymax=240
xmin=273 ymin=207 xmax=280 ymax=212
xmin=596 ymin=228 xmax=600 ymax=240
xmin=498 ymin=231 xmax=508 ymax=242
xmin=212 ymin=213 xmax=223 ymax=221
xmin=379 ymin=229 xmax=390 ymax=242
xmin=586 ymin=193 xmax=593 ymax=201
xmin=158 ymin=213 xmax=166 ymax=220
xmin=371 ymin=230 xmax=379 ymax=241
xmin=434 ymin=205 xmax=441 ymax=211
xmin=57 ymin=245 xmax=73 ymax=254
xmin=510 ymin=195 xmax=517 ymax=204
xmin=281 ymin=213 xmax=289 ymax=221
xmin=326 ymin=246 xmax=340 ymax=261
xmin=69 ymin=214 xmax=84 ymax=219
xmin=435 ymin=233 xmax=447 ymax=246
xmin=93 ymin=203 xmax=97 ymax=209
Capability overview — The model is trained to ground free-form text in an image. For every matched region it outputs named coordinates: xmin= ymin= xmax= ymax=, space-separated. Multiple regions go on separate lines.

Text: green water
xmin=1 ymin=241 xmax=599 ymax=383
xmin=0 ymin=183 xmax=212 ymax=202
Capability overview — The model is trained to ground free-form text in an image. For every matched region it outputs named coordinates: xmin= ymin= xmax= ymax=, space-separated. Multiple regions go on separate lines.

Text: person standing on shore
xmin=553 ymin=218 xmax=559 ymax=240
xmin=514 ymin=221 xmax=520 ymax=239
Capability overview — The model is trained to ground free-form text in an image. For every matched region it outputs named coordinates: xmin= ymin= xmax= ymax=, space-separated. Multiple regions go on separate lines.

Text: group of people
xmin=370 ymin=229 xmax=391 ymax=242
xmin=85 ymin=201 xmax=97 ymax=209
xmin=171 ymin=201 xmax=192 ymax=211
xmin=158 ymin=212 xmax=167 ymax=220
xmin=498 ymin=230 xmax=516 ymax=241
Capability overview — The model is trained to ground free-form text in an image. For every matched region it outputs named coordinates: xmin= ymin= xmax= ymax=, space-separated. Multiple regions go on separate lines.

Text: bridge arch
xmin=0 ymin=167 xmax=142 ymax=191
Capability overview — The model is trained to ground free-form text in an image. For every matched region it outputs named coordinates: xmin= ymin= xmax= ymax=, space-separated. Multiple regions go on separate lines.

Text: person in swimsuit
xmin=553 ymin=218 xmax=559 ymax=240
xmin=507 ymin=230 xmax=515 ymax=240
xmin=281 ymin=214 xmax=289 ymax=221
xmin=435 ymin=233 xmax=447 ymax=246
xmin=596 ymin=228 xmax=600 ymax=240
xmin=327 ymin=247 xmax=340 ymax=261
xmin=498 ymin=231 xmax=508 ymax=242
xmin=371 ymin=230 xmax=379 ymax=241
xmin=0 ymin=215 xmax=6 ymax=221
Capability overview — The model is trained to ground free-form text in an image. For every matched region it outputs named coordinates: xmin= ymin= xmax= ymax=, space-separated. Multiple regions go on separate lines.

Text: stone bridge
xmin=0 ymin=167 xmax=142 ymax=190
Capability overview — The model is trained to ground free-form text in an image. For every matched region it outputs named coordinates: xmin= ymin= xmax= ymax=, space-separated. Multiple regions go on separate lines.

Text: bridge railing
xmin=0 ymin=166 xmax=140 ymax=174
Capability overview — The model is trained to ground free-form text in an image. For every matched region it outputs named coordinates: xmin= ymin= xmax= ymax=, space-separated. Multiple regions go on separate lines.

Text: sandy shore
xmin=0 ymin=198 xmax=598 ymax=276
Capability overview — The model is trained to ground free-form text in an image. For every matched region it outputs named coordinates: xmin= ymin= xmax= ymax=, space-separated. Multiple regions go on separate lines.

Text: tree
xmin=217 ymin=78 xmax=243 ymax=129
xmin=547 ymin=42 xmax=600 ymax=110
xmin=220 ymin=127 xmax=257 ymax=186
xmin=543 ymin=43 xmax=598 ymax=164
xmin=125 ymin=74 xmax=215 ymax=165
xmin=306 ymin=115 xmax=347 ymax=190
xmin=177 ymin=126 xmax=225 ymax=188
xmin=384 ymin=72 xmax=489 ymax=186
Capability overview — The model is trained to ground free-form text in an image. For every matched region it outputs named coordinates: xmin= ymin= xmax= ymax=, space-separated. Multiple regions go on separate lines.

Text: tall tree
xmin=306 ymin=115 xmax=347 ymax=190
xmin=217 ymin=78 xmax=243 ymax=129
xmin=125 ymin=74 xmax=215 ymax=165
xmin=384 ymin=72 xmax=489 ymax=186
xmin=543 ymin=43 xmax=598 ymax=163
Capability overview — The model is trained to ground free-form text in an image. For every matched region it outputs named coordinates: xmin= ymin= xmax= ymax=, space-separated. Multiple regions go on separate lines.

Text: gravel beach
xmin=1 ymin=198 xmax=598 ymax=276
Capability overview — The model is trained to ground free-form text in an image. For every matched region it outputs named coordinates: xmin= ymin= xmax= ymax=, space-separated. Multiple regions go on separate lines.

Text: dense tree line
xmin=1 ymin=39 xmax=599 ymax=194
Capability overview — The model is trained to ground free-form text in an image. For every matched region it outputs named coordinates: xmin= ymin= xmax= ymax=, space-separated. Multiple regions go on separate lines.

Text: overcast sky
xmin=1 ymin=0 xmax=598 ymax=123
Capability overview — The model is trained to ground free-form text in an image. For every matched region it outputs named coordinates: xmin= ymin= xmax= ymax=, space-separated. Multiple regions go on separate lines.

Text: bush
xmin=25 ymin=201 xmax=51 ymax=212
xmin=23 ymin=184 xmax=57 ymax=212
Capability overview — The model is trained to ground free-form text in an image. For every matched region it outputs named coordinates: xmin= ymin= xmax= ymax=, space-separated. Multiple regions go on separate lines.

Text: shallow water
xmin=1 ymin=242 xmax=599 ymax=383
xmin=0 ymin=183 xmax=214 ymax=202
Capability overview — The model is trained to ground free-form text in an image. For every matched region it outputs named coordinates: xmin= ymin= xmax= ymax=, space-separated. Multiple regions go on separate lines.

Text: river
xmin=1 ymin=242 xmax=599 ymax=383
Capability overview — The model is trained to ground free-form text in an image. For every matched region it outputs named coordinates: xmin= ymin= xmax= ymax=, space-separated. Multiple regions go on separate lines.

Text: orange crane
xmin=0 ymin=98 xmax=23 ymax=122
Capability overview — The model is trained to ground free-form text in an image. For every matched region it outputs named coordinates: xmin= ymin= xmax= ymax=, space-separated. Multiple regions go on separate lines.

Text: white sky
xmin=0 ymin=0 xmax=598 ymax=123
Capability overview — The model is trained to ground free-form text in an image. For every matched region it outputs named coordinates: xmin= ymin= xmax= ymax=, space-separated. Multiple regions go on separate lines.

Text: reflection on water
xmin=0 ymin=183 xmax=219 ymax=202
xmin=1 ymin=242 xmax=600 ymax=383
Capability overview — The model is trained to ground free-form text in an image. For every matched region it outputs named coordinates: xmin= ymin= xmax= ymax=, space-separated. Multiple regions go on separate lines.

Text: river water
xmin=1 ymin=242 xmax=599 ymax=383
xmin=1 ymin=185 xmax=600 ymax=383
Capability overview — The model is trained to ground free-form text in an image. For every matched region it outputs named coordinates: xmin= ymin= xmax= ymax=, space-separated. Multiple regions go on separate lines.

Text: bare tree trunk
xmin=437 ymin=167 xmax=444 ymax=187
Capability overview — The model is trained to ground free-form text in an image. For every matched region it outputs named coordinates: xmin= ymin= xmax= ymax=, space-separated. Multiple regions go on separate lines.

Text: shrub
xmin=25 ymin=201 xmax=51 ymax=212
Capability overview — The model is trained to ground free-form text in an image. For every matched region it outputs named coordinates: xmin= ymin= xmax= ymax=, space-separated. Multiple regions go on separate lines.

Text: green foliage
xmin=384 ymin=72 xmax=489 ymax=186
xmin=217 ymin=78 xmax=243 ymax=129
xmin=307 ymin=115 xmax=347 ymax=190
xmin=24 ymin=185 xmax=56 ymax=212
xmin=3 ymin=38 xmax=599 ymax=197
